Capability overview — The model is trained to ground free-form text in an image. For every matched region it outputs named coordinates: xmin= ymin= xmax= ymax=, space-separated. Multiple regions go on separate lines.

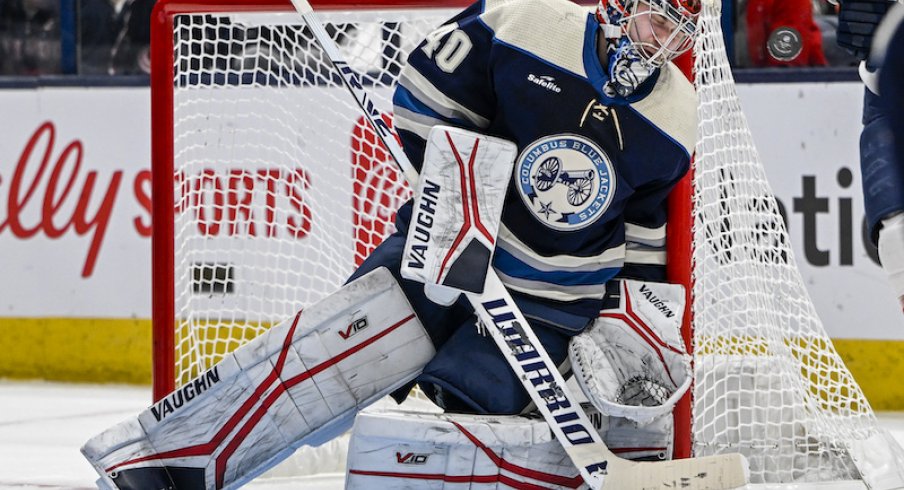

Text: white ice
xmin=0 ymin=380 xmax=348 ymax=489
xmin=2 ymin=380 xmax=904 ymax=489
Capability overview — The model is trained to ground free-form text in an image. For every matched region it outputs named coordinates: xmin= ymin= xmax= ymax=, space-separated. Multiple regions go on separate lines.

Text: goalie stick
xmin=288 ymin=1 xmax=749 ymax=488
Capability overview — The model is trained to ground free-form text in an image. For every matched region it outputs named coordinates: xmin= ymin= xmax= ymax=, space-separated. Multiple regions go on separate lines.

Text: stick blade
xmin=603 ymin=453 xmax=749 ymax=490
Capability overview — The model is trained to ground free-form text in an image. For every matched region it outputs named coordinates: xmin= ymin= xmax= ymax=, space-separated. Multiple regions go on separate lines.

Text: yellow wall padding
xmin=0 ymin=318 xmax=152 ymax=385
xmin=1 ymin=317 xmax=903 ymax=411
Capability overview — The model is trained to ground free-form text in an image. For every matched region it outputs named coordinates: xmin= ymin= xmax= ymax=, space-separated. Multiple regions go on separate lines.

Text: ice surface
xmin=2 ymin=380 xmax=903 ymax=489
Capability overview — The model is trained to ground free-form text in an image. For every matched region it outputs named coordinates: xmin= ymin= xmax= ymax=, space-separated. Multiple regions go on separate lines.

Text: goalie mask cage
xmin=150 ymin=0 xmax=904 ymax=486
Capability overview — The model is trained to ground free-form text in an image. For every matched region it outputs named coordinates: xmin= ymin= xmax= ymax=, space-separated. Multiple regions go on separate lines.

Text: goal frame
xmin=149 ymin=0 xmax=695 ymax=461
xmin=151 ymin=0 xmax=473 ymax=400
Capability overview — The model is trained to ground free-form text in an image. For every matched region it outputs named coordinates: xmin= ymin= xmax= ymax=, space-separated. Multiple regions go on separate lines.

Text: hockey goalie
xmin=82 ymin=0 xmax=750 ymax=488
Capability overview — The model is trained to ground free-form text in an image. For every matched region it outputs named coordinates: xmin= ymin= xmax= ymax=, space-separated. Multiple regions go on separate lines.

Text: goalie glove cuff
xmin=837 ymin=0 xmax=896 ymax=60
xmin=879 ymin=212 xmax=904 ymax=301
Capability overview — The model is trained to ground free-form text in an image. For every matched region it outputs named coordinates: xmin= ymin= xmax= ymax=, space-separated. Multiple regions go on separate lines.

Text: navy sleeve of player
xmin=874 ymin=5 xmax=904 ymax=309
xmin=392 ymin=1 xmax=496 ymax=172
xmin=618 ymin=177 xmax=678 ymax=281
xmin=615 ymin=150 xmax=691 ymax=282
xmin=613 ymin=64 xmax=696 ymax=283
xmin=861 ymin=88 xmax=904 ymax=242
xmin=862 ymin=3 xmax=904 ymax=242
xmin=878 ymin=5 xmax=904 ymax=176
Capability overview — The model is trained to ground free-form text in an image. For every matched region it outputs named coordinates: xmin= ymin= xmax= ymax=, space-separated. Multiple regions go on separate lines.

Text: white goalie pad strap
xmin=569 ymin=279 xmax=691 ymax=425
xmin=81 ymin=267 xmax=434 ymax=490
xmin=345 ymin=410 xmax=583 ymax=489
xmin=401 ymin=125 xmax=517 ymax=295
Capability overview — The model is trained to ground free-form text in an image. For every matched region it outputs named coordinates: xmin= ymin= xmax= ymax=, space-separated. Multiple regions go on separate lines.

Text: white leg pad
xmin=82 ymin=267 xmax=434 ymax=490
xmin=346 ymin=409 xmax=583 ymax=489
xmin=346 ymin=403 xmax=673 ymax=490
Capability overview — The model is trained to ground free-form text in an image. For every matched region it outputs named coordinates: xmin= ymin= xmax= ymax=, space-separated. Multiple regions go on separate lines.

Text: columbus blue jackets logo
xmin=516 ymin=135 xmax=616 ymax=231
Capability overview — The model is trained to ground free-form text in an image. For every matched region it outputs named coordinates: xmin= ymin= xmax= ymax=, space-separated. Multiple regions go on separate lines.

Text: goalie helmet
xmin=596 ymin=0 xmax=701 ymax=97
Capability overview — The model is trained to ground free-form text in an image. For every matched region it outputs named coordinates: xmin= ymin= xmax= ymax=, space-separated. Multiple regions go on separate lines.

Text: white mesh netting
xmin=690 ymin=0 xmax=904 ymax=484
xmin=169 ymin=8 xmax=458 ymax=386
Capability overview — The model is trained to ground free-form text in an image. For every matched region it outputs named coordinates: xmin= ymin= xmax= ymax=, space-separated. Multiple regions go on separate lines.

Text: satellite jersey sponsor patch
xmin=515 ymin=135 xmax=616 ymax=231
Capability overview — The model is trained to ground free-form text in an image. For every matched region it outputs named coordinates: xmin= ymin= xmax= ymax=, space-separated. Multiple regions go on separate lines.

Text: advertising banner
xmin=739 ymin=82 xmax=904 ymax=339
xmin=0 ymin=88 xmax=152 ymax=318
xmin=0 ymin=82 xmax=902 ymax=339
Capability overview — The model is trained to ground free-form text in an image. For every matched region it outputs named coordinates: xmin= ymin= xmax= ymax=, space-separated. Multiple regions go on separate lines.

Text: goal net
xmin=684 ymin=0 xmax=904 ymax=485
xmin=150 ymin=0 xmax=904 ymax=485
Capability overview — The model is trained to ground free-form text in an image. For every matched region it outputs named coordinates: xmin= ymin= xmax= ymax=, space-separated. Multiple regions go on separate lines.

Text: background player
xmin=836 ymin=0 xmax=904 ymax=312
xmin=874 ymin=4 xmax=904 ymax=312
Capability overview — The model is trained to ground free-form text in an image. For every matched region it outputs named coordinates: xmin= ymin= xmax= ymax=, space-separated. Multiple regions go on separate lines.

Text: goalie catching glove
xmin=569 ymin=279 xmax=691 ymax=429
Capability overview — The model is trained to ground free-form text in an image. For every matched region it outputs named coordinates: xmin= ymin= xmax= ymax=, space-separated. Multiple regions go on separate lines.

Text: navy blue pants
xmin=348 ymin=232 xmax=576 ymax=415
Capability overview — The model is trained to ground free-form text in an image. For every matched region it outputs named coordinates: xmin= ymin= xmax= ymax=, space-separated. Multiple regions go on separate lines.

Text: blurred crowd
xmin=0 ymin=0 xmax=860 ymax=76
xmin=737 ymin=0 xmax=859 ymax=67
xmin=0 ymin=0 xmax=155 ymax=75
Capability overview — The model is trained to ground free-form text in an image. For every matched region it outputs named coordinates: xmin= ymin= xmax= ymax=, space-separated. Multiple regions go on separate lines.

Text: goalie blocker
xmin=400 ymin=125 xmax=517 ymax=302
xmin=81 ymin=267 xmax=434 ymax=490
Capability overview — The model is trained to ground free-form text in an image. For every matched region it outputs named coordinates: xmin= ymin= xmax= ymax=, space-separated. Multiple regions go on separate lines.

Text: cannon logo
xmin=515 ymin=135 xmax=616 ymax=231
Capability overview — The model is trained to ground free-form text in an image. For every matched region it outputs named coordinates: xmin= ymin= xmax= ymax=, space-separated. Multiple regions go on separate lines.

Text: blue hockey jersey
xmin=392 ymin=0 xmax=697 ymax=329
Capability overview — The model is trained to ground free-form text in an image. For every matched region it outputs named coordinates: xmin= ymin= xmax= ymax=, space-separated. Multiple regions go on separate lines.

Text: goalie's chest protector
xmin=474 ymin=0 xmax=697 ymax=254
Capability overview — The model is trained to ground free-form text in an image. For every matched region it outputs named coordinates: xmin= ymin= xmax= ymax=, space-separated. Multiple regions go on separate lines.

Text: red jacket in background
xmin=746 ymin=0 xmax=828 ymax=66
